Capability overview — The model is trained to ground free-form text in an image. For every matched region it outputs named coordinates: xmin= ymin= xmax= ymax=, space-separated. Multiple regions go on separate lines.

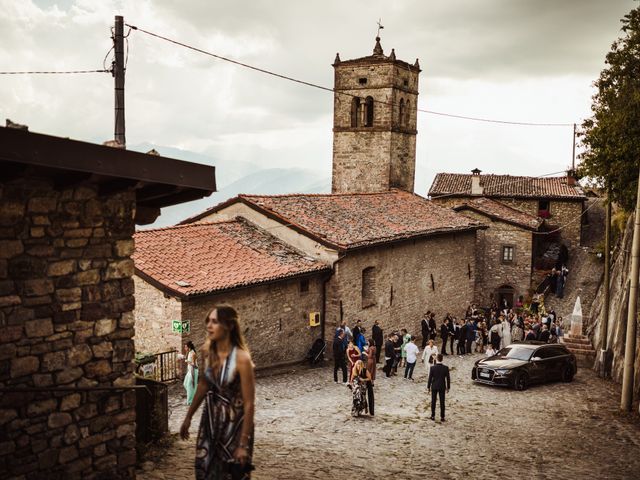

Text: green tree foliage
xmin=579 ymin=7 xmax=640 ymax=211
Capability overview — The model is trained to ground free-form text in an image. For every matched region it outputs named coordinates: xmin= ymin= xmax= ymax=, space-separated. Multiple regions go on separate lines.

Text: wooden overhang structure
xmin=0 ymin=127 xmax=216 ymax=224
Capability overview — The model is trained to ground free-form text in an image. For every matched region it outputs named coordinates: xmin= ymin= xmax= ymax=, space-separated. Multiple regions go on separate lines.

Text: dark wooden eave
xmin=0 ymin=127 xmax=216 ymax=224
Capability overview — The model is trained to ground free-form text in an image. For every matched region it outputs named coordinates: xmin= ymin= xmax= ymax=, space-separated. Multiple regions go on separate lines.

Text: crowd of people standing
xmin=333 ymin=301 xmax=565 ymax=418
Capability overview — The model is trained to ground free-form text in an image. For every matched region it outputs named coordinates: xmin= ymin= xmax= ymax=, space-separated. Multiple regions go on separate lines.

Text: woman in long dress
xmin=511 ymin=316 xmax=525 ymax=342
xmin=501 ymin=318 xmax=512 ymax=349
xmin=183 ymin=341 xmax=198 ymax=405
xmin=350 ymin=360 xmax=373 ymax=417
xmin=180 ymin=306 xmax=255 ymax=479
xmin=366 ymin=338 xmax=377 ymax=383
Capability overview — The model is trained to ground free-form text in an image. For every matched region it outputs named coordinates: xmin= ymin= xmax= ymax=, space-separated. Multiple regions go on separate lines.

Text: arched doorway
xmin=496 ymin=284 xmax=515 ymax=310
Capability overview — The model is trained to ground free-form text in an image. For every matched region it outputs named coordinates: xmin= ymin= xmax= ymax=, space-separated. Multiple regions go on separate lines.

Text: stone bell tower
xmin=331 ymin=36 xmax=421 ymax=193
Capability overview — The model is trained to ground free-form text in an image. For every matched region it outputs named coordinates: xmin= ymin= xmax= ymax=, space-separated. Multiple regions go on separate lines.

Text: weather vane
xmin=377 ymin=18 xmax=384 ymax=38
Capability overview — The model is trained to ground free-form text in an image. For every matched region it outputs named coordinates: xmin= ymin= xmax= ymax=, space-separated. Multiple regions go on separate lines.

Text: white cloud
xmin=0 ymin=0 xmax=635 ymax=195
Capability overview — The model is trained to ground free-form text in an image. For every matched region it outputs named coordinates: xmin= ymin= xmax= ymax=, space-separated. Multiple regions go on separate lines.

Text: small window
xmin=403 ymin=79 xmax=409 ymax=87
xmin=362 ymin=266 xmax=376 ymax=308
xmin=538 ymin=200 xmax=550 ymax=218
xmin=364 ymin=96 xmax=374 ymax=127
xmin=358 ymin=77 xmax=367 ymax=85
xmin=502 ymin=246 xmax=514 ymax=263
xmin=300 ymin=279 xmax=309 ymax=293
xmin=398 ymin=99 xmax=405 ymax=126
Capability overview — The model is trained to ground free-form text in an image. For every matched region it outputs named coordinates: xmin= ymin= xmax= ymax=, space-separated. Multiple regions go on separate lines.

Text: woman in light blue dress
xmin=183 ymin=341 xmax=198 ymax=405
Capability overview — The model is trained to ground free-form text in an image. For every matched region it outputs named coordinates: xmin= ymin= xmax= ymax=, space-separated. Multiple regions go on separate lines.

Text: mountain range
xmin=130 ymin=143 xmax=330 ymax=229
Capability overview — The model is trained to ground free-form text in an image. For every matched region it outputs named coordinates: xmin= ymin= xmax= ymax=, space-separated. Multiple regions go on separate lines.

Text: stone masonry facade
xmin=134 ymin=274 xmax=326 ymax=369
xmin=456 ymin=210 xmax=533 ymax=307
xmin=495 ymin=198 xmax=583 ymax=249
xmin=325 ymin=231 xmax=477 ymax=341
xmin=0 ymin=178 xmax=138 ymax=479
xmin=332 ymin=45 xmax=419 ymax=194
xmin=133 ymin=276 xmax=182 ymax=355
xmin=181 ymin=275 xmax=326 ymax=369
xmin=432 ymin=196 xmax=584 ymax=249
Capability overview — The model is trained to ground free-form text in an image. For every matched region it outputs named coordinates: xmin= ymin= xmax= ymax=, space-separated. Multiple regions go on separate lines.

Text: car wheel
xmin=514 ymin=372 xmax=529 ymax=391
xmin=562 ymin=365 xmax=574 ymax=383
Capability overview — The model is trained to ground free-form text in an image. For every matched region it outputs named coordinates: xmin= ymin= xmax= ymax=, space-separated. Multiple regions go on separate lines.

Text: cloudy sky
xmin=0 ymin=0 xmax=636 ymax=196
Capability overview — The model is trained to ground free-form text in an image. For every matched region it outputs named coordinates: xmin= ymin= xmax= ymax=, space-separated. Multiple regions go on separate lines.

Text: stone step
xmin=561 ymin=337 xmax=593 ymax=346
xmin=571 ymin=351 xmax=596 ymax=368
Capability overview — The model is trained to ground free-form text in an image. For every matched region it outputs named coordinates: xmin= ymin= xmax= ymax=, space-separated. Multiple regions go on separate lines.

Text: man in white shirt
xmin=403 ymin=336 xmax=419 ymax=380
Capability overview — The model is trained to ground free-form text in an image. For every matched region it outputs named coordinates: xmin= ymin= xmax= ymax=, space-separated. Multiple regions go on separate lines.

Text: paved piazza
xmin=138 ymin=353 xmax=640 ymax=480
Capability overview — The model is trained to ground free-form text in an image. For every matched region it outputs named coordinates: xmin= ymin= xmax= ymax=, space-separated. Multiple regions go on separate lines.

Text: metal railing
xmin=154 ymin=349 xmax=179 ymax=383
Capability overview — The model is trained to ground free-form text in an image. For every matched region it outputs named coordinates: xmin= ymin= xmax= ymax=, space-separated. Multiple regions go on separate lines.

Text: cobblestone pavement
xmin=137 ymin=353 xmax=640 ymax=480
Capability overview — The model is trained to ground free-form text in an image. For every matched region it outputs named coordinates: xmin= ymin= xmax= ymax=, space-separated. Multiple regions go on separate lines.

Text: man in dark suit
xmin=382 ymin=333 xmax=396 ymax=377
xmin=427 ymin=354 xmax=450 ymax=421
xmin=428 ymin=313 xmax=437 ymax=342
xmin=333 ymin=329 xmax=347 ymax=384
xmin=440 ymin=319 xmax=449 ymax=355
xmin=372 ymin=320 xmax=384 ymax=363
xmin=421 ymin=312 xmax=430 ymax=348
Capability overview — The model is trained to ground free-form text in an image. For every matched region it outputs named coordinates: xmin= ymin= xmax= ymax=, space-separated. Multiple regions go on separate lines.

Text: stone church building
xmin=134 ymin=36 xmax=585 ymax=367
xmin=133 ymin=37 xmax=487 ymax=368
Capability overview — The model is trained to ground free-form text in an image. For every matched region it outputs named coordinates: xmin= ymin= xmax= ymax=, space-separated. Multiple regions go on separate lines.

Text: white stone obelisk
xmin=569 ymin=296 xmax=583 ymax=337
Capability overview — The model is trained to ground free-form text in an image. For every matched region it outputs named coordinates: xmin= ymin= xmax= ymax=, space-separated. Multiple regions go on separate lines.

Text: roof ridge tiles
xmin=135 ymin=217 xmax=241 ymax=234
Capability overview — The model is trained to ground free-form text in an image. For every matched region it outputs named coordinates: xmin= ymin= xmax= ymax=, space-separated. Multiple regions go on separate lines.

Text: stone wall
xmin=324 ymin=231 xmax=477 ymax=344
xmin=181 ymin=275 xmax=326 ymax=369
xmin=133 ymin=276 xmax=182 ymax=355
xmin=457 ymin=210 xmax=533 ymax=306
xmin=133 ymin=274 xmax=327 ymax=370
xmin=0 ymin=178 xmax=137 ymax=479
xmin=497 ymin=198 xmax=583 ymax=249
xmin=590 ymin=214 xmax=640 ymax=401
xmin=432 ymin=196 xmax=584 ymax=249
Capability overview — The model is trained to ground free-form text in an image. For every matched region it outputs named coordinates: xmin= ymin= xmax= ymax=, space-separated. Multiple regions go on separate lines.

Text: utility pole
xmin=572 ymin=123 xmax=576 ymax=171
xmin=621 ymin=170 xmax=640 ymax=411
xmin=599 ymin=194 xmax=612 ymax=378
xmin=114 ymin=15 xmax=126 ymax=147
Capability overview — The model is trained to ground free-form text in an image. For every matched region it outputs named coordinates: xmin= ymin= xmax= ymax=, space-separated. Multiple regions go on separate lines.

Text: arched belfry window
xmin=399 ymin=99 xmax=405 ymax=127
xmin=405 ymin=100 xmax=411 ymax=126
xmin=364 ymin=96 xmax=374 ymax=127
xmin=350 ymin=97 xmax=361 ymax=127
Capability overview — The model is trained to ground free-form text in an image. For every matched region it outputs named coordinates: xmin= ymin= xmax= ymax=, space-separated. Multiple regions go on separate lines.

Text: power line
xmin=0 ymin=69 xmax=110 ymax=75
xmin=126 ymin=23 xmax=576 ymax=128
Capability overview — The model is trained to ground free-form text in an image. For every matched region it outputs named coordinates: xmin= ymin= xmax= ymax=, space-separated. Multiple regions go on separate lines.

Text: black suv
xmin=472 ymin=342 xmax=577 ymax=390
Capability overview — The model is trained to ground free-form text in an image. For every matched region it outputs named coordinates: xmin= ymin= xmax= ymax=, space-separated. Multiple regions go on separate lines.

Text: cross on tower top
xmin=377 ymin=18 xmax=384 ymax=38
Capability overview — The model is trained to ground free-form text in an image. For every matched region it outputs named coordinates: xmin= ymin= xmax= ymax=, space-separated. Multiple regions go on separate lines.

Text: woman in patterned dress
xmin=180 ymin=306 xmax=255 ymax=480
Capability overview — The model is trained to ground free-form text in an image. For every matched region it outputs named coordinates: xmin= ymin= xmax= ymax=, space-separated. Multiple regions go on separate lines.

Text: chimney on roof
xmin=566 ymin=169 xmax=577 ymax=187
xmin=471 ymin=168 xmax=483 ymax=195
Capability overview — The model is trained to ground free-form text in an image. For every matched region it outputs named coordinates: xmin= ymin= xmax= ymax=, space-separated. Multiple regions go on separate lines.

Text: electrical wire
xmin=533 ymin=198 xmax=598 ymax=236
xmin=0 ymin=69 xmax=110 ymax=75
xmin=125 ymin=23 xmax=576 ymax=128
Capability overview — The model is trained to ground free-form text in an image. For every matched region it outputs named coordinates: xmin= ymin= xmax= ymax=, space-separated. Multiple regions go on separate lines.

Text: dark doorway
xmin=496 ymin=285 xmax=515 ymax=310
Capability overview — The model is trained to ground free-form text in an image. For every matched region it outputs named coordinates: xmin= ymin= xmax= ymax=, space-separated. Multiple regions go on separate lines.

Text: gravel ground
xmin=137 ymin=353 xmax=640 ymax=480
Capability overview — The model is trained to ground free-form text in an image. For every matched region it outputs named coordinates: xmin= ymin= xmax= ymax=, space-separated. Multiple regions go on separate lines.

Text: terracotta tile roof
xmin=453 ymin=198 xmax=543 ymax=231
xmin=133 ymin=218 xmax=330 ymax=297
xmin=429 ymin=173 xmax=585 ymax=200
xmin=193 ymin=190 xmax=482 ymax=250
